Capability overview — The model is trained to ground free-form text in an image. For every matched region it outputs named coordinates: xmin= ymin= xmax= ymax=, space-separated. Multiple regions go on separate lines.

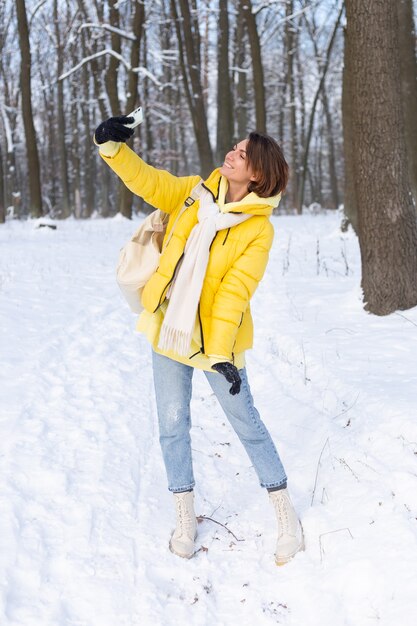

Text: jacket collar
xmin=203 ymin=168 xmax=281 ymax=216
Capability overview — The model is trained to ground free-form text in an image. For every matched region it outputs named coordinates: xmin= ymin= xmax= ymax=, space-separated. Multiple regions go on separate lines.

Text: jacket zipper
xmin=201 ymin=183 xmax=216 ymax=201
xmin=153 ymin=252 xmax=184 ymax=312
xmin=215 ymin=177 xmax=221 ymax=200
xmin=183 ymin=313 xmax=205 ymax=359
xmin=222 ymin=228 xmax=230 ymax=245
xmin=198 ymin=303 xmax=205 ymax=354
xmin=230 ymin=314 xmax=243 ymax=363
xmin=202 ymin=183 xmax=241 ymax=246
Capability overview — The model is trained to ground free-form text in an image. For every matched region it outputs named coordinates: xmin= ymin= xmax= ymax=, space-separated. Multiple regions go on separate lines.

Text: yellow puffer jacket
xmin=100 ymin=144 xmax=280 ymax=362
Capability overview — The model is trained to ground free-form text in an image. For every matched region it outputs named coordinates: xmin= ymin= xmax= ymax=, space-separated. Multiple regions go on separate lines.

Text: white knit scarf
xmin=158 ymin=186 xmax=251 ymax=357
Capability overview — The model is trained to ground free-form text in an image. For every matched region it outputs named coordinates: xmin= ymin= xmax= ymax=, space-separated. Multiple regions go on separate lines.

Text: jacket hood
xmin=203 ymin=168 xmax=281 ymax=216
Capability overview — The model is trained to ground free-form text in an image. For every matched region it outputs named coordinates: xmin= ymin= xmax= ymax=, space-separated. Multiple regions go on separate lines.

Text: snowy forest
xmin=2 ymin=1 xmax=417 ymax=223
xmin=1 ymin=2 xmax=417 ymax=625
xmin=2 ymin=0 xmax=350 ymax=220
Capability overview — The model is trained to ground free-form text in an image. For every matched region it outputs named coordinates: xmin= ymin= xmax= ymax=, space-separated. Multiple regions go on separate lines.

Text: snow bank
xmin=1 ymin=213 xmax=416 ymax=626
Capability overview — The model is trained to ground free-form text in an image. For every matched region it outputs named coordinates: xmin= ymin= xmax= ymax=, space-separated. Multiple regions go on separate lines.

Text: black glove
xmin=94 ymin=116 xmax=135 ymax=144
xmin=212 ymin=362 xmax=242 ymax=395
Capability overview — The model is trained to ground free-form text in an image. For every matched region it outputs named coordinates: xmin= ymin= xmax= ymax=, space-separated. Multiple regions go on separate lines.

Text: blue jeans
xmin=152 ymin=351 xmax=288 ymax=493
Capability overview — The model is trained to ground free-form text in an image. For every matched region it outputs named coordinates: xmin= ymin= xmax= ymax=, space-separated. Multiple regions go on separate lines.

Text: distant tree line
xmin=0 ymin=0 xmax=346 ymax=220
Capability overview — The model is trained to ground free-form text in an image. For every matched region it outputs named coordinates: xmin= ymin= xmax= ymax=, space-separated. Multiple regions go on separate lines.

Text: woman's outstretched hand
xmin=94 ymin=116 xmax=135 ymax=144
xmin=211 ymin=362 xmax=241 ymax=395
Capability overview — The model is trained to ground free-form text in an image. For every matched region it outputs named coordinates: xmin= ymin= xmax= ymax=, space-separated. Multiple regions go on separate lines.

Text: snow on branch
xmin=148 ymin=47 xmax=178 ymax=63
xmin=137 ymin=66 xmax=163 ymax=86
xmin=58 ymin=49 xmax=161 ymax=87
xmin=266 ymin=0 xmax=323 ymax=37
xmin=230 ymin=66 xmax=250 ymax=74
xmin=253 ymin=0 xmax=318 ymax=18
xmin=78 ymin=22 xmax=137 ymax=42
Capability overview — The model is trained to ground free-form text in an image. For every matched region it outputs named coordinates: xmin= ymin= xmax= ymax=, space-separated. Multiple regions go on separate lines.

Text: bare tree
xmin=285 ymin=0 xmax=299 ymax=210
xmin=76 ymin=0 xmax=110 ymax=216
xmin=241 ymin=0 xmax=266 ymax=132
xmin=233 ymin=0 xmax=248 ymax=141
xmin=16 ymin=0 xmax=43 ymax=217
xmin=344 ymin=0 xmax=417 ymax=314
xmin=53 ymin=0 xmax=70 ymax=217
xmin=298 ymin=2 xmax=343 ymax=212
xmin=105 ymin=0 xmax=121 ymax=115
xmin=216 ymin=0 xmax=234 ymax=163
xmin=304 ymin=11 xmax=340 ymax=210
xmin=119 ymin=0 xmax=145 ymax=218
xmin=171 ymin=0 xmax=214 ymax=175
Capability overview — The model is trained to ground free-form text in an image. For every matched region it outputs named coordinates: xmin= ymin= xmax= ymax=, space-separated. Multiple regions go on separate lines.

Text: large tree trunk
xmin=216 ymin=0 xmax=233 ymax=164
xmin=242 ymin=0 xmax=266 ymax=132
xmin=345 ymin=0 xmax=417 ymax=314
xmin=16 ymin=0 xmax=43 ymax=217
xmin=397 ymin=0 xmax=417 ymax=206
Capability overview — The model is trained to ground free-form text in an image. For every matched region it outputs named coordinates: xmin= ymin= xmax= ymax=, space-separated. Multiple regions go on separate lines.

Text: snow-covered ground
xmin=1 ymin=212 xmax=417 ymax=626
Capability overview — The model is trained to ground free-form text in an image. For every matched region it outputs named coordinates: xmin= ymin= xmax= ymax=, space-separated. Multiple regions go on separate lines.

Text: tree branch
xmin=58 ymin=49 xmax=161 ymax=87
xmin=78 ymin=22 xmax=137 ymax=42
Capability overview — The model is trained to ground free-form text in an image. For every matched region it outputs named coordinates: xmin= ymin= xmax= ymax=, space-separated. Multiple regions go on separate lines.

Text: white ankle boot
xmin=169 ymin=491 xmax=198 ymax=559
xmin=269 ymin=488 xmax=304 ymax=565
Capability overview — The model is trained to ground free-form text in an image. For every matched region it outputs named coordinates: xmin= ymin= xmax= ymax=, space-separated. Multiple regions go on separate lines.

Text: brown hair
xmin=246 ymin=131 xmax=289 ymax=198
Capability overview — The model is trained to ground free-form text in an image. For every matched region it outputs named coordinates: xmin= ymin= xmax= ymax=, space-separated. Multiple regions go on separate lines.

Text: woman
xmin=94 ymin=115 xmax=304 ymax=565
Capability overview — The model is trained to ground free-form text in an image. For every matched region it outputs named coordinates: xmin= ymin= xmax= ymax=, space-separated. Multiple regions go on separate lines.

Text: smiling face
xmin=219 ymin=139 xmax=258 ymax=189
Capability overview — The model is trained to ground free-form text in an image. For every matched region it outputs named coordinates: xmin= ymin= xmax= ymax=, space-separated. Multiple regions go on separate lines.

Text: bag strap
xmin=162 ymin=180 xmax=203 ymax=252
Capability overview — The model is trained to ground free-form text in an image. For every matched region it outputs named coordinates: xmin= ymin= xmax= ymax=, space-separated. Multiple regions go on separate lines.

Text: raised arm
xmin=94 ymin=116 xmax=200 ymax=214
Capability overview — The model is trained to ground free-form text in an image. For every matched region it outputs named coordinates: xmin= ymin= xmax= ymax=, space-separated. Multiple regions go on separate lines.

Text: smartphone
xmin=124 ymin=106 xmax=144 ymax=129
